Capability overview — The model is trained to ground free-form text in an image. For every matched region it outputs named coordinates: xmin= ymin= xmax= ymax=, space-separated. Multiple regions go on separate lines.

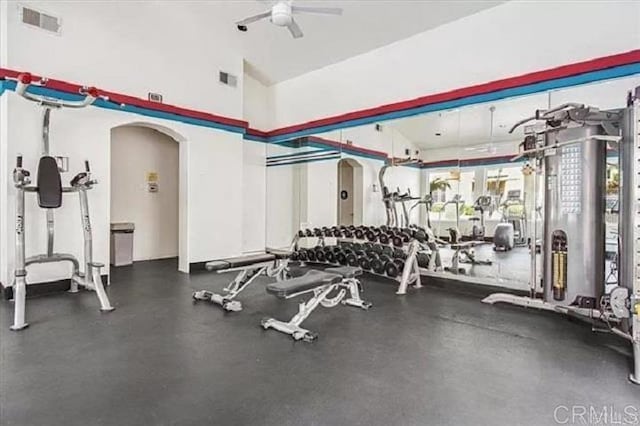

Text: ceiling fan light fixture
xmin=271 ymin=2 xmax=293 ymax=26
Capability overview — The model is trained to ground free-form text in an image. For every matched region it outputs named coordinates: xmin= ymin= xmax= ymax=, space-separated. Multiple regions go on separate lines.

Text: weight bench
xmin=443 ymin=228 xmax=492 ymax=274
xmin=192 ymin=250 xmax=291 ymax=312
xmin=261 ymin=266 xmax=371 ymax=342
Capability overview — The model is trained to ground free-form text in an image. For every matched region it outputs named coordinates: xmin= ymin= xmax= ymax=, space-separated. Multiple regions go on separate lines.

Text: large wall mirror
xmin=264 ymin=74 xmax=640 ymax=292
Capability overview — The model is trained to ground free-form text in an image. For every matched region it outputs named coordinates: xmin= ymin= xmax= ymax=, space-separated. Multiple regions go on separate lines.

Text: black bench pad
xmin=37 ymin=156 xmax=62 ymax=209
xmin=451 ymin=242 xmax=477 ymax=250
xmin=266 ymin=270 xmax=341 ymax=298
xmin=325 ymin=266 xmax=362 ymax=278
xmin=266 ymin=248 xmax=293 ymax=259
xmin=205 ymin=253 xmax=276 ymax=271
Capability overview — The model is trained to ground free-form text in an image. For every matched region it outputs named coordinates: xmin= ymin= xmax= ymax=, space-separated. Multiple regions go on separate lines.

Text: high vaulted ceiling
xmin=195 ymin=0 xmax=504 ymax=84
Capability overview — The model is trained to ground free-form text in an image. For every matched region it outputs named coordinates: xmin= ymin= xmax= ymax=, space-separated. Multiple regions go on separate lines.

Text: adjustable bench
xmin=261 ymin=266 xmax=371 ymax=342
xmin=443 ymin=228 xmax=492 ymax=274
xmin=192 ymin=250 xmax=291 ymax=312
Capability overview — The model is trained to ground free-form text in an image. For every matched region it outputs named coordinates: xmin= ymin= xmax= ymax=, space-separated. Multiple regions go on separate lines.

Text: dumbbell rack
xmin=293 ymin=226 xmax=423 ymax=295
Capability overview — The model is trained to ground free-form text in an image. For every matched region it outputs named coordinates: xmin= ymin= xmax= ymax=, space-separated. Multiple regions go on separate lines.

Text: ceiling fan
xmin=236 ymin=0 xmax=343 ymax=39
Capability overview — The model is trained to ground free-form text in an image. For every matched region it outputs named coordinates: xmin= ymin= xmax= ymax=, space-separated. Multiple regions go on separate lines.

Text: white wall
xmin=270 ymin=1 xmax=640 ymax=128
xmin=265 ymin=144 xmax=301 ymax=249
xmin=241 ymin=72 xmax=269 ymax=253
xmin=111 ymin=126 xmax=179 ymax=261
xmin=5 ymin=1 xmax=243 ymax=118
xmin=0 ymin=94 xmax=245 ymax=285
xmin=263 ymin=121 xmax=423 ymax=237
xmin=0 ymin=2 xmax=250 ymax=285
xmin=241 ymin=141 xmax=266 ymax=253
xmin=243 ymin=72 xmax=273 ymax=130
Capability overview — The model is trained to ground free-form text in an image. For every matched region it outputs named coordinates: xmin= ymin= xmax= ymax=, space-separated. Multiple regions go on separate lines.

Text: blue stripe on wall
xmin=267 ymin=154 xmax=342 ymax=167
xmin=266 ymin=63 xmax=640 ymax=142
xmin=0 ymin=80 xmax=247 ymax=135
xmin=267 ymin=149 xmax=339 ymax=162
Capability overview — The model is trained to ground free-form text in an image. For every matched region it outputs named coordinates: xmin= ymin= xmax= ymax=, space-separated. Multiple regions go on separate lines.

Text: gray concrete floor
xmin=1 ymin=258 xmax=638 ymax=426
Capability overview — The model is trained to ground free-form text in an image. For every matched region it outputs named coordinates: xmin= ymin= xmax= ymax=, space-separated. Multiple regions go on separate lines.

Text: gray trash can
xmin=110 ymin=222 xmax=135 ymax=266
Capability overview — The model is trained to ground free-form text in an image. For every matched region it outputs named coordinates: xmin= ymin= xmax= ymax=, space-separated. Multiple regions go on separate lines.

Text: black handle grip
xmin=85 ymin=160 xmax=90 ymax=172
xmin=16 ymin=155 xmax=23 ymax=168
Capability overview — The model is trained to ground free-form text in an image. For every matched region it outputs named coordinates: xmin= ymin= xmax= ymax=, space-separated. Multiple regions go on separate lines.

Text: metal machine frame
xmin=192 ymin=254 xmax=291 ymax=312
xmin=261 ymin=273 xmax=371 ymax=342
xmin=379 ymin=158 xmax=422 ymax=228
xmin=192 ymin=236 xmax=299 ymax=311
xmin=9 ymin=73 xmax=114 ymax=330
xmin=482 ymin=93 xmax=639 ymax=384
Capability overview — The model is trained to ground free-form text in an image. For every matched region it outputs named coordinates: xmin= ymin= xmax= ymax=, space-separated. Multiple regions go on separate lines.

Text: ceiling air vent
xmin=219 ymin=71 xmax=237 ymax=88
xmin=19 ymin=5 xmax=61 ymax=34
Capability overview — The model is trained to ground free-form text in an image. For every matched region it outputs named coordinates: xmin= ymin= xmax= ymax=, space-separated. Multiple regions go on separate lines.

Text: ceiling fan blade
xmin=287 ymin=19 xmax=303 ymax=38
xmin=236 ymin=11 xmax=271 ymax=26
xmin=291 ymin=5 xmax=343 ymax=15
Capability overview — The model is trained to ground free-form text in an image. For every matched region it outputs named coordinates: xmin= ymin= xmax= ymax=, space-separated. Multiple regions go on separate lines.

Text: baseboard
xmin=422 ymin=275 xmax=530 ymax=298
xmin=2 ymin=274 xmax=109 ymax=300
xmin=189 ymin=262 xmax=207 ymax=272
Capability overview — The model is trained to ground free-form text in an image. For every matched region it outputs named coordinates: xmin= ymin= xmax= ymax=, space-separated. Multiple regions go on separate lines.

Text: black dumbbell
xmin=307 ymin=248 xmax=317 ymax=261
xmin=358 ymin=254 xmax=371 ymax=271
xmin=313 ymin=228 xmax=323 ymax=237
xmin=378 ymin=232 xmax=390 ymax=244
xmin=365 ymin=228 xmax=381 ymax=242
xmin=381 ymin=246 xmax=394 ymax=257
xmin=341 ymin=248 xmax=357 ymax=266
xmin=391 ymin=233 xmax=404 ymax=247
xmin=417 ymin=252 xmax=431 ymax=268
xmin=304 ymin=229 xmax=314 ymax=237
xmin=332 ymin=227 xmax=343 ymax=238
xmin=370 ymin=244 xmax=383 ymax=254
xmin=372 ymin=253 xmax=390 ymax=274
xmin=369 ymin=255 xmax=384 ymax=274
xmin=298 ymin=248 xmax=309 ymax=261
xmin=393 ymin=248 xmax=406 ymax=259
xmin=322 ymin=246 xmax=336 ymax=262
xmin=335 ymin=250 xmax=348 ymax=265
xmin=298 ymin=230 xmax=305 ymax=237
xmin=354 ymin=227 xmax=365 ymax=240
xmin=314 ymin=246 xmax=326 ymax=262
xmin=413 ymin=229 xmax=427 ymax=243
xmin=385 ymin=258 xmax=405 ymax=278
xmin=291 ymin=251 xmax=300 ymax=261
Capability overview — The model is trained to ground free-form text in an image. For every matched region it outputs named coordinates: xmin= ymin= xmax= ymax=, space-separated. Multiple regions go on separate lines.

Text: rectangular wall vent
xmin=148 ymin=92 xmax=163 ymax=103
xmin=19 ymin=5 xmax=61 ymax=33
xmin=219 ymin=71 xmax=237 ymax=88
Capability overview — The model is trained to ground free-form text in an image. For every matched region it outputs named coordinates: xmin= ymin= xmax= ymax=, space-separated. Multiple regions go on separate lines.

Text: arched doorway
xmin=337 ymin=158 xmax=363 ymax=226
xmin=110 ymin=123 xmax=187 ymax=272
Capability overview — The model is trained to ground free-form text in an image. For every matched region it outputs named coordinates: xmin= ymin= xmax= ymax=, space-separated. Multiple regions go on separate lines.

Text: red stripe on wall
xmin=0 ymin=68 xmax=248 ymax=129
xmin=2 ymin=49 xmax=639 ymax=138
xmin=268 ymin=49 xmax=640 ymax=136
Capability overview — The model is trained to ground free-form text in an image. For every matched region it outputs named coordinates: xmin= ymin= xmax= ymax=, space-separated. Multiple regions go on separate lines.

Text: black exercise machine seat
xmin=325 ymin=266 xmax=362 ymax=279
xmin=36 ymin=156 xmax=62 ymax=209
xmin=205 ymin=253 xmax=277 ymax=271
xmin=450 ymin=242 xmax=478 ymax=250
xmin=266 ymin=270 xmax=342 ymax=298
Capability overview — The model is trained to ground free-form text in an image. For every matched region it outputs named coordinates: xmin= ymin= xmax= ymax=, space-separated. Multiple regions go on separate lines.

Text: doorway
xmin=110 ymin=125 xmax=180 ymax=266
xmin=337 ymin=158 xmax=363 ymax=226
